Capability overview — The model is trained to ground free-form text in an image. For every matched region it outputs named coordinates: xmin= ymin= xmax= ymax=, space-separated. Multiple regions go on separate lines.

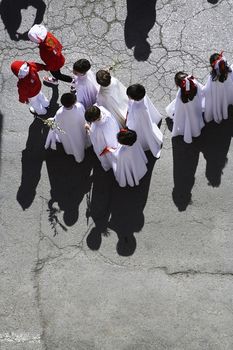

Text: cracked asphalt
xmin=1 ymin=0 xmax=233 ymax=349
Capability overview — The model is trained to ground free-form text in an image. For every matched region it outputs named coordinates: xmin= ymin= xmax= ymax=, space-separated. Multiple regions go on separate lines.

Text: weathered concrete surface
xmin=1 ymin=0 xmax=233 ymax=349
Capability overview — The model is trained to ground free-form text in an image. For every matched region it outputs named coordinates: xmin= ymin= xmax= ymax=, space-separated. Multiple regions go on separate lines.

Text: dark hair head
xmin=210 ymin=53 xmax=221 ymax=67
xmin=126 ymin=84 xmax=146 ymax=101
xmin=60 ymin=93 xmax=77 ymax=108
xmin=174 ymin=71 xmax=188 ymax=87
xmin=73 ymin=59 xmax=91 ymax=74
xmin=174 ymin=72 xmax=197 ymax=103
xmin=117 ymin=128 xmax=137 ymax=146
xmin=85 ymin=106 xmax=101 ymax=123
xmin=209 ymin=52 xmax=231 ymax=82
xmin=96 ymin=70 xmax=111 ymax=87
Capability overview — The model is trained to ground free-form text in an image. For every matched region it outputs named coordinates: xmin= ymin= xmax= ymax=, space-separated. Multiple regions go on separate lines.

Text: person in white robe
xmin=126 ymin=84 xmax=163 ymax=158
xmin=72 ymin=59 xmax=99 ymax=110
xmin=45 ymin=93 xmax=87 ymax=163
xmin=203 ymin=52 xmax=233 ymax=123
xmin=111 ymin=128 xmax=148 ymax=187
xmin=96 ymin=69 xmax=128 ymax=127
xmin=166 ymin=72 xmax=205 ymax=144
xmin=85 ymin=105 xmax=119 ymax=171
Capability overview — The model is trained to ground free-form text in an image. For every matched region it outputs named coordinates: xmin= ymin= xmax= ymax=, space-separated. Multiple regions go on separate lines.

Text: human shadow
xmin=110 ymin=151 xmax=156 ymax=256
xmin=16 ymin=117 xmax=48 ymax=210
xmin=0 ymin=111 xmax=3 ymax=176
xmin=17 ymin=86 xmax=59 ymax=210
xmin=172 ymin=136 xmax=200 ymax=211
xmin=200 ymin=118 xmax=232 ymax=188
xmin=171 ymin=112 xmax=233 ymax=211
xmin=124 ymin=0 xmax=157 ymax=61
xmin=207 ymin=0 xmax=219 ymax=4
xmin=45 ymin=146 xmax=93 ymax=228
xmin=0 ymin=0 xmax=46 ymax=41
xmin=86 ymin=151 xmax=157 ymax=256
xmin=85 ymin=153 xmax=114 ymax=250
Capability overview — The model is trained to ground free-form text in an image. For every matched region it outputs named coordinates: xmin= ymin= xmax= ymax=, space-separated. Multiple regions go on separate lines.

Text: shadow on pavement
xmin=172 ymin=136 xmax=200 ymax=212
xmin=86 ymin=151 xmax=157 ymax=256
xmin=16 ymin=117 xmax=48 ymax=210
xmin=171 ymin=112 xmax=233 ymax=211
xmin=46 ymin=146 xmax=93 ymax=228
xmin=16 ymin=86 xmax=59 ymax=210
xmin=200 ymin=119 xmax=232 ymax=188
xmin=124 ymin=0 xmax=157 ymax=61
xmin=0 ymin=0 xmax=46 ymax=41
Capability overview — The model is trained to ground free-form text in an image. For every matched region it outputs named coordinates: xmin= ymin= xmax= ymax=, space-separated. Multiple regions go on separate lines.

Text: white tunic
xmin=96 ymin=77 xmax=128 ymax=127
xmin=74 ymin=70 xmax=99 ymax=110
xmin=112 ymin=142 xmax=148 ymax=187
xmin=126 ymin=96 xmax=163 ymax=158
xmin=89 ymin=106 xmax=119 ymax=171
xmin=203 ymin=70 xmax=233 ymax=123
xmin=45 ymin=102 xmax=87 ymax=163
xmin=167 ymin=82 xmax=205 ymax=144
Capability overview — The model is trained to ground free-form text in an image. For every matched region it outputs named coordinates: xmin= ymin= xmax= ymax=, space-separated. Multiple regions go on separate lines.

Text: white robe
xmin=165 ymin=99 xmax=176 ymax=120
xmin=166 ymin=82 xmax=205 ymax=144
xmin=112 ymin=142 xmax=148 ymax=187
xmin=203 ymin=70 xmax=233 ymax=123
xmin=45 ymin=102 xmax=87 ymax=163
xmin=89 ymin=106 xmax=119 ymax=171
xmin=126 ymin=96 xmax=163 ymax=158
xmin=74 ymin=70 xmax=99 ymax=110
xmin=96 ymin=77 xmax=128 ymax=127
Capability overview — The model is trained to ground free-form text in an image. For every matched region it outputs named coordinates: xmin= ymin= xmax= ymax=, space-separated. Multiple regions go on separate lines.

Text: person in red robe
xmin=11 ymin=60 xmax=49 ymax=115
xmin=28 ymin=24 xmax=72 ymax=85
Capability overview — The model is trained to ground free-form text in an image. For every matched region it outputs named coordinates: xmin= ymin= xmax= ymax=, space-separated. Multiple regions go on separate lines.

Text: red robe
xmin=39 ymin=32 xmax=65 ymax=71
xmin=11 ymin=61 xmax=46 ymax=103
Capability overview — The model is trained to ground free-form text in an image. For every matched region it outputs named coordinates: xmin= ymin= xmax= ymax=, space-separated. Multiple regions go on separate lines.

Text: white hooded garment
xmin=126 ymin=96 xmax=163 ymax=158
xmin=112 ymin=142 xmax=148 ymax=187
xmin=89 ymin=106 xmax=119 ymax=171
xmin=74 ymin=70 xmax=99 ymax=110
xmin=203 ymin=68 xmax=233 ymax=123
xmin=45 ymin=102 xmax=87 ymax=163
xmin=28 ymin=24 xmax=48 ymax=43
xmin=18 ymin=62 xmax=30 ymax=78
xmin=168 ymin=80 xmax=205 ymax=144
xmin=96 ymin=77 xmax=128 ymax=127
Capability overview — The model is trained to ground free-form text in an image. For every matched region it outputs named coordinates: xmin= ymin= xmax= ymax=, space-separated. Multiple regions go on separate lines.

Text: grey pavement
xmin=1 ymin=0 xmax=233 ymax=349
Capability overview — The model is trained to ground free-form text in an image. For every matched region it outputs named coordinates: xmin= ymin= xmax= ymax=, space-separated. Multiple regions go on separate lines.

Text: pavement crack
xmin=32 ymin=197 xmax=49 ymax=350
xmin=151 ymin=266 xmax=233 ymax=277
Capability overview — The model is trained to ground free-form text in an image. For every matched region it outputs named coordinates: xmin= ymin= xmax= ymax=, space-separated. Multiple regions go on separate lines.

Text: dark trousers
xmin=51 ymin=70 xmax=72 ymax=83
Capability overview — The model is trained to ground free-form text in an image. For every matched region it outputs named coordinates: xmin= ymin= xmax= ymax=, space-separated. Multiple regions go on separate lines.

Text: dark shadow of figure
xmin=172 ymin=136 xmax=200 ymax=212
xmin=170 ymin=110 xmax=233 ymax=211
xmin=0 ymin=111 xmax=3 ymax=176
xmin=17 ymin=86 xmax=59 ymax=210
xmin=86 ymin=151 xmax=157 ymax=256
xmin=207 ymin=0 xmax=219 ymax=4
xmin=45 ymin=146 xmax=93 ymax=228
xmin=0 ymin=0 xmax=46 ymax=41
xmin=110 ymin=151 xmax=156 ymax=256
xmin=165 ymin=117 xmax=173 ymax=132
xmin=16 ymin=117 xmax=48 ymax=210
xmin=200 ymin=117 xmax=232 ymax=188
xmin=124 ymin=0 xmax=157 ymax=61
xmin=86 ymin=152 xmax=113 ymax=251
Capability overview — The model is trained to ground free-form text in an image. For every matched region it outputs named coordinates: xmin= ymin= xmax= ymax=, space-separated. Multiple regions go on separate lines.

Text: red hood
xmin=11 ymin=61 xmax=26 ymax=76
